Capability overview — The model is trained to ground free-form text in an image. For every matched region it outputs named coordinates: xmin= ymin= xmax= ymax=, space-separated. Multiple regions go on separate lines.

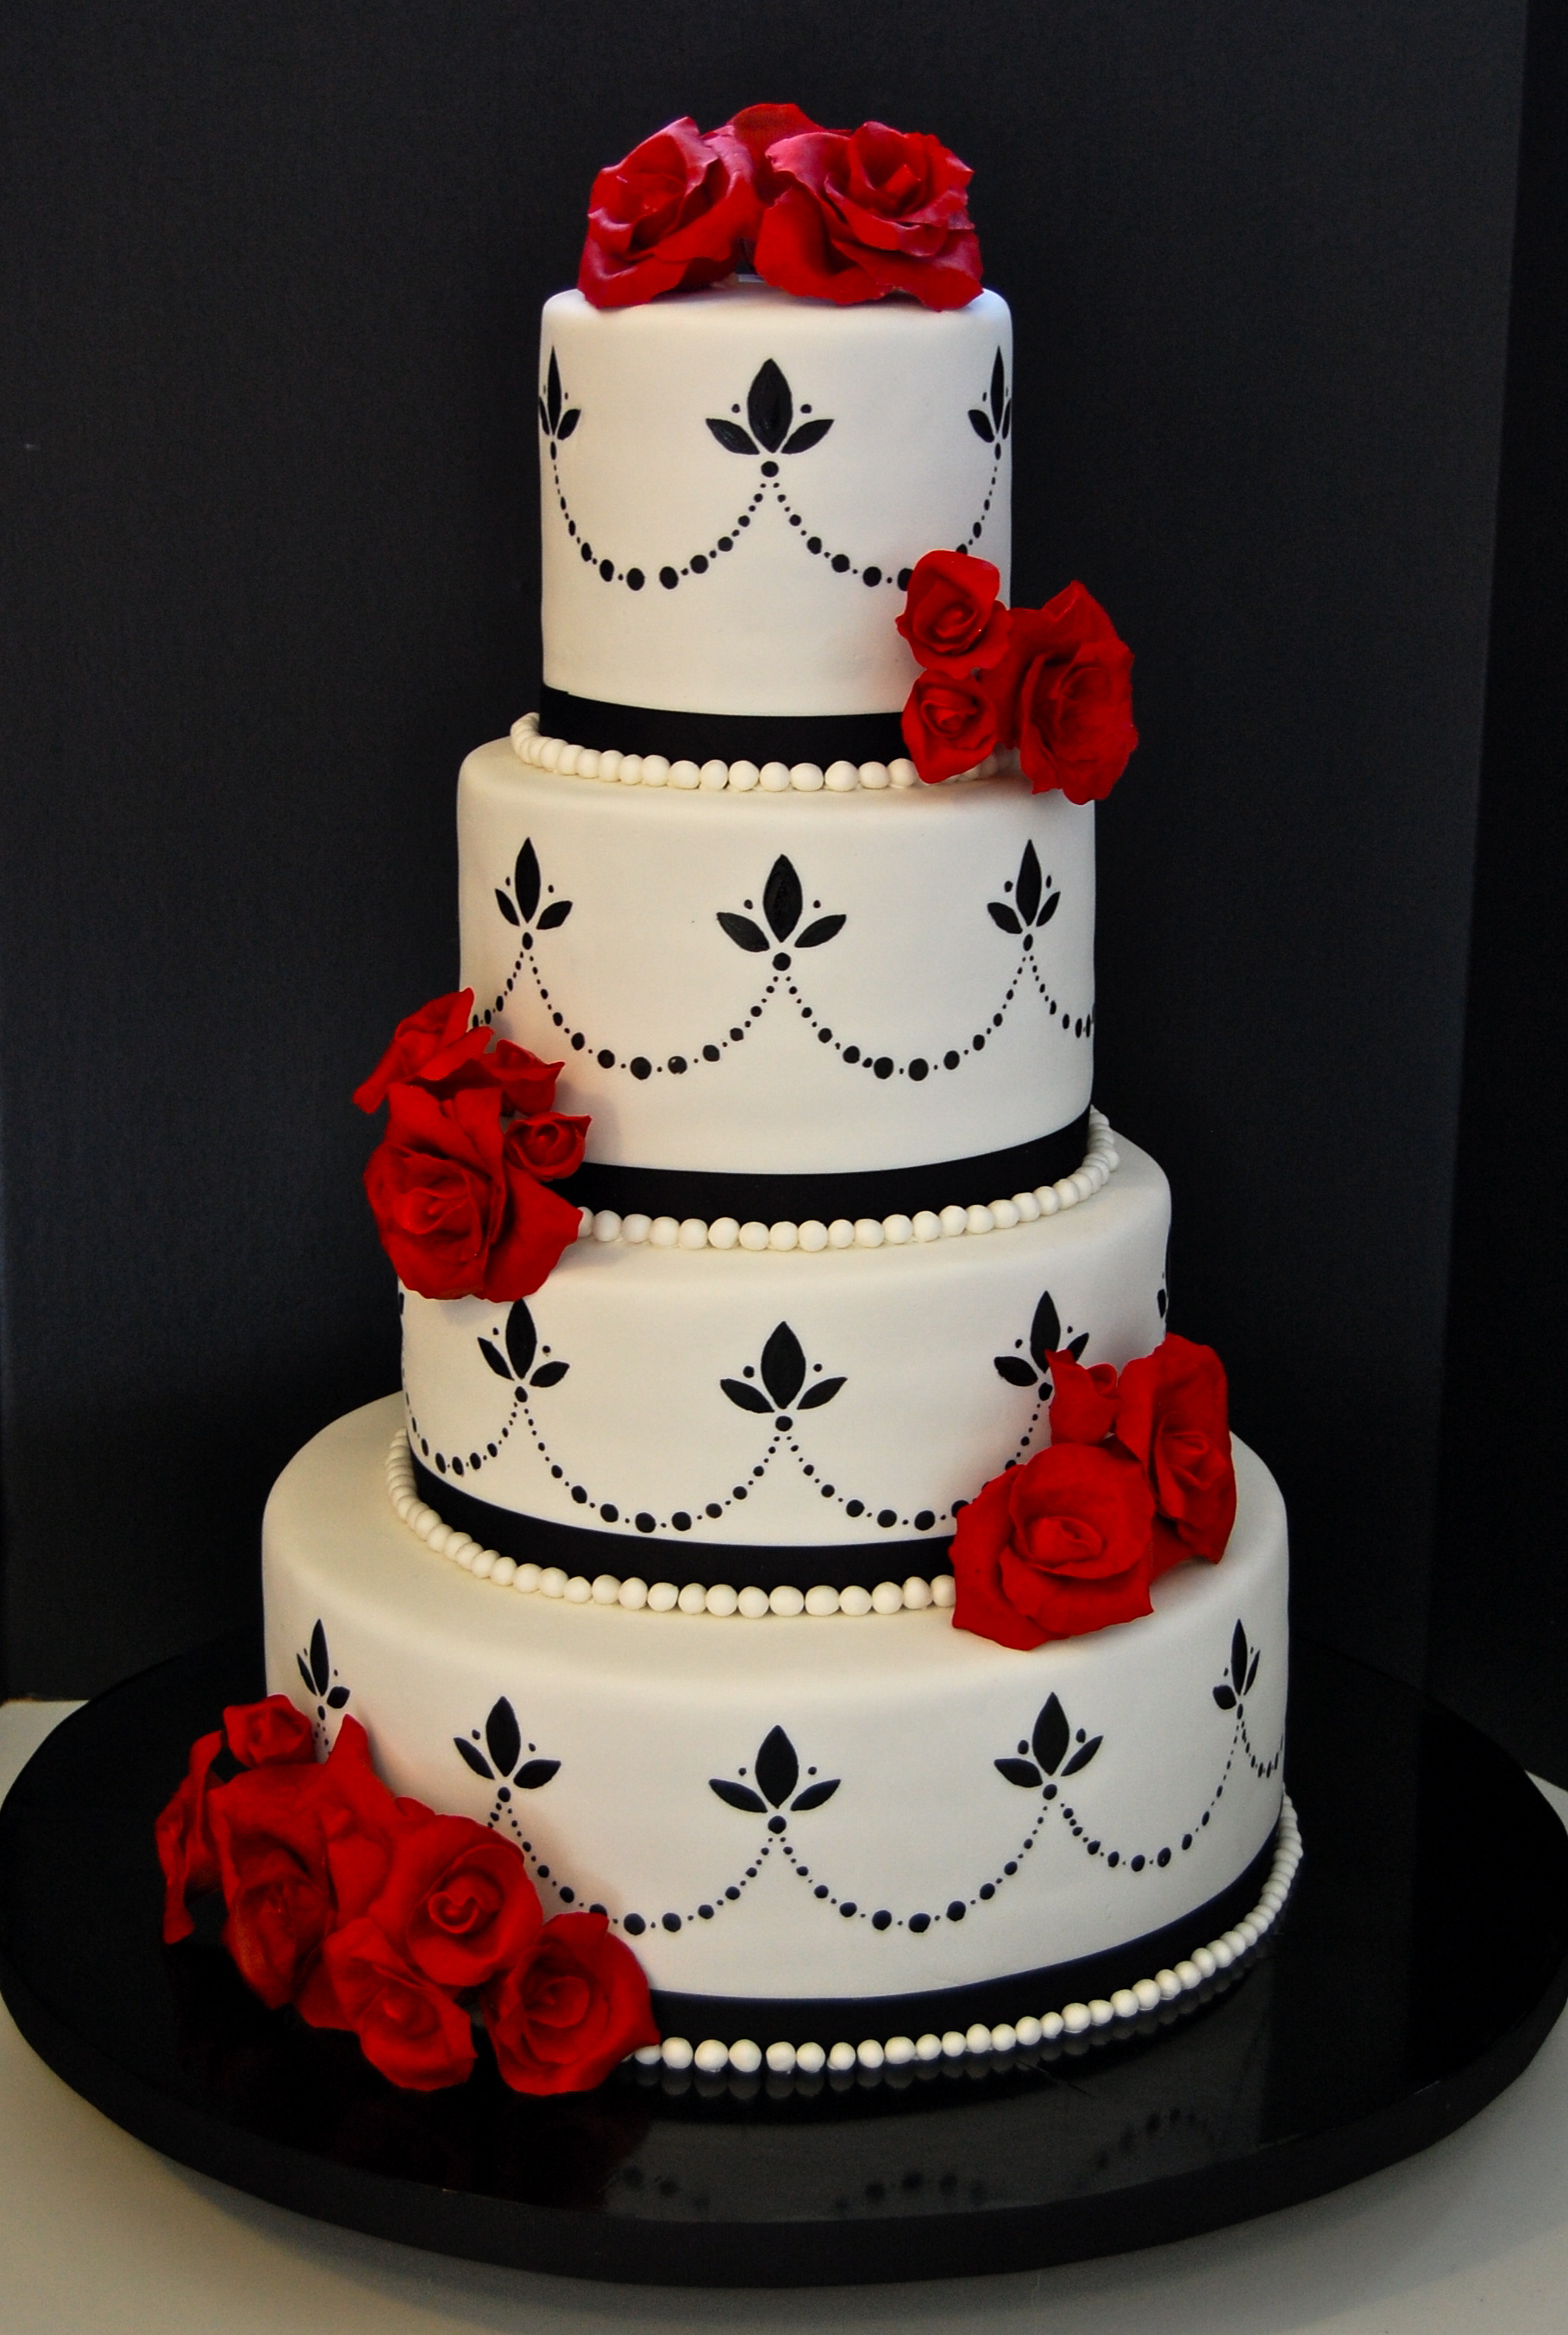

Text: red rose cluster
xmin=952 ymin=1334 xmax=1237 ymax=1653
xmin=155 ymin=1698 xmax=658 ymax=2093
xmin=580 ymin=104 xmax=981 ymax=312
xmin=354 ymin=989 xmax=586 ymax=1302
xmin=897 ymin=551 xmax=1138 ymax=798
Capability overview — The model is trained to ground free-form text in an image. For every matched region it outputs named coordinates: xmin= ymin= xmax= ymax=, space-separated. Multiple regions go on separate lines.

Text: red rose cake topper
xmin=579 ymin=106 xmax=982 ymax=312
xmin=354 ymin=989 xmax=585 ymax=1302
xmin=951 ymin=1334 xmax=1237 ymax=1652
xmin=898 ymin=552 xmax=1139 ymax=799
xmin=155 ymin=1698 xmax=658 ymax=2094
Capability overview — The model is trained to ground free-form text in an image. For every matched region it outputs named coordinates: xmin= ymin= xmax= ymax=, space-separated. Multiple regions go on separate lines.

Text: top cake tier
xmin=538 ymin=284 xmax=1013 ymax=762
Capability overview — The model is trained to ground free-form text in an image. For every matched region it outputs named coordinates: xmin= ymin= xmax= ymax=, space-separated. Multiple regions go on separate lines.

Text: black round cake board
xmin=3 ymin=1630 xmax=1565 ymax=2289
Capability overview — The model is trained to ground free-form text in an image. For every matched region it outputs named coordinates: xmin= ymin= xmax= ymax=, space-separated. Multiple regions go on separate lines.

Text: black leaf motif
xmin=1066 ymin=1332 xmax=1090 ymax=1361
xmin=747 ymin=359 xmax=793 ymax=452
xmin=326 ymin=1685 xmax=351 ymax=1710
xmin=556 ymin=410 xmax=580 ymax=441
xmin=762 ymin=856 xmax=803 ymax=941
xmin=1016 ymin=840 xmax=1043 ymax=924
xmin=1062 ymin=1735 xmax=1101 ymax=1775
xmin=755 ymin=1725 xmax=800 ymax=1809
xmin=505 ymin=1302 xmax=537 ymax=1383
xmin=1001 ymin=397 xmax=1013 ymax=440
xmin=296 ymin=1653 xmax=315 ymax=1694
xmin=536 ymin=899 xmax=573 ymax=929
xmin=1029 ymin=1290 xmax=1063 ymax=1372
xmin=496 ymin=888 xmax=519 ymax=926
xmin=455 ymin=1737 xmax=494 ymax=1780
xmin=479 ymin=1338 xmax=513 ymax=1381
xmin=781 ymin=417 xmax=833 ymax=454
xmin=530 ymin=1360 xmax=569 ymax=1389
xmin=790 ymin=1778 xmax=840 ymax=1811
xmin=1037 ymin=890 xmax=1059 ymax=927
xmin=537 ymin=395 xmax=550 ymax=436
xmin=710 ymin=1779 xmax=768 ymax=1815
xmin=514 ymin=840 xmax=541 ymax=925
xmin=990 ymin=349 xmax=1006 ymax=427
xmin=1231 ymin=1622 xmax=1250 ymax=1696
xmin=797 ymin=1375 xmax=844 ymax=1410
xmin=309 ymin=1621 xmax=330 ymax=1698
xmin=994 ymin=1355 xmax=1038 ymax=1388
xmin=1214 ymin=1684 xmax=1237 ymax=1711
xmin=514 ymin=1759 xmax=560 ymax=1790
xmin=995 ymin=1757 xmax=1043 ymax=1790
xmin=969 ymin=409 xmax=995 ymax=443
xmin=1032 ymin=1693 xmax=1070 ymax=1776
xmin=988 ymin=902 xmax=1022 ymax=934
xmin=706 ymin=417 xmax=758 ymax=454
xmin=795 ymin=913 xmax=845 ymax=949
xmin=717 ymin=912 xmax=769 ymax=953
xmin=1245 ymin=1649 xmax=1261 ymax=1694
xmin=545 ymin=351 xmax=562 ymax=434
xmin=721 ymin=1378 xmax=774 ymax=1414
xmin=760 ymin=1321 xmax=806 ymax=1409
xmin=486 ymin=1698 xmax=522 ymax=1779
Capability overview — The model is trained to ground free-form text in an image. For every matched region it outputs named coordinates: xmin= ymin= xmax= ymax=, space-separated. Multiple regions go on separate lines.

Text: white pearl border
xmin=510 ymin=711 xmax=1017 ymax=793
xmin=633 ymin=1797 xmax=1301 ymax=2081
xmin=566 ymin=1111 xmax=1120 ymax=1256
xmin=386 ymin=1431 xmax=956 ymax=1619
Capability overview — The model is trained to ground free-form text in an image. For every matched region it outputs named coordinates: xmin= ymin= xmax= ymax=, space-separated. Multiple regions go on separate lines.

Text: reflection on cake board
xmin=3 ymin=1629 xmax=1564 ymax=2288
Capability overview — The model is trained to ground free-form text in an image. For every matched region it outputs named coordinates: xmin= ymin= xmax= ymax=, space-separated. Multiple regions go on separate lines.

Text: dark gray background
xmin=3 ymin=3 xmax=1562 ymax=1772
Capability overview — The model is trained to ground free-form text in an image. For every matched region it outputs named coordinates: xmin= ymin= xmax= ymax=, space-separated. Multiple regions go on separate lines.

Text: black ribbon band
xmin=557 ymin=1113 xmax=1091 ymax=1230
xmin=647 ymin=1834 xmax=1281 ymax=2048
xmin=539 ymin=686 xmax=907 ymax=772
xmin=411 ymin=1458 xmax=952 ymax=1593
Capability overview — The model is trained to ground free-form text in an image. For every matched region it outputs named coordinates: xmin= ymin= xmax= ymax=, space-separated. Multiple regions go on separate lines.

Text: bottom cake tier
xmin=263 ymin=1397 xmax=1289 ymax=2043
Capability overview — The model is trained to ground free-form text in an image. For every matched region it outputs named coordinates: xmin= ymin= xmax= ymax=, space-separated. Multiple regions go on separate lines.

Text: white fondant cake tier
xmin=539 ymin=284 xmax=1012 ymax=720
xmin=398 ymin=1138 xmax=1170 ymax=1576
xmin=459 ymin=740 xmax=1094 ymax=1177
xmin=264 ymin=1398 xmax=1287 ymax=2010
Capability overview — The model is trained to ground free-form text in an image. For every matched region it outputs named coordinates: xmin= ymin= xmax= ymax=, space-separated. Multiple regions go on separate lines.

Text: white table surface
xmin=3 ymin=1695 xmax=1566 ymax=2335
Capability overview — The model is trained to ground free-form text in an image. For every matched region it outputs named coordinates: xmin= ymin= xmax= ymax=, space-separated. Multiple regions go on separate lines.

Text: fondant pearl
xmin=902 ymin=1576 xmax=933 ymax=1610
xmin=768 ymin=1221 xmax=798 ymax=1251
xmin=705 ymin=1584 xmax=739 ymax=1617
xmin=759 ymin=760 xmax=791 ymax=791
xmin=510 ymin=714 xmax=537 ymax=750
xmin=491 ymin=1556 xmax=517 ymax=1586
xmin=827 ymin=2041 xmax=858 ymax=2073
xmin=737 ymin=1585 xmax=770 ymax=1619
xmin=1013 ymin=2015 xmax=1044 ymax=2049
xmin=593 ymin=1209 xmax=622 ymax=1243
xmin=618 ymin=1578 xmax=649 ymax=1610
xmin=693 ymin=2039 xmax=729 ymax=2075
xmin=564 ymin=1576 xmax=592 ymax=1604
xmin=1210 ymin=1938 xmax=1235 ymax=1969
xmin=1035 ymin=1185 xmax=1060 ymax=1215
xmin=939 ymin=1204 xmax=968 ymax=1237
xmin=882 ymin=1214 xmax=913 ymax=1245
xmin=707 ymin=1216 xmax=740 ymax=1249
xmin=424 ymin=1524 xmax=452 ymax=1554
xmin=789 ymin=762 xmax=825 ymax=791
xmin=537 ymin=737 xmax=563 ymax=771
xmin=576 ymin=1207 xmax=594 ymax=1240
xmin=853 ymin=1217 xmax=884 ymax=1247
xmin=729 ymin=759 xmax=760 ymax=791
xmin=765 ymin=2040 xmax=796 ymax=2074
xmin=915 ymin=2033 xmax=944 ymax=2062
xmin=825 ymin=759 xmax=859 ymax=791
xmin=989 ymin=1198 xmax=1021 ymax=1230
xmin=965 ymin=1203 xmax=996 ymax=1234
xmin=668 ymin=758 xmax=700 ymax=789
xmin=641 ymin=754 xmax=669 ymax=788
xmin=677 ymin=1582 xmax=707 ymax=1615
xmin=591 ymin=1574 xmax=620 ymax=1604
xmin=1156 ymin=1968 xmax=1182 ymax=2001
xmin=839 ymin=1584 xmax=873 ymax=1617
xmin=618 ymin=754 xmax=643 ymax=786
xmin=805 ymin=1584 xmax=840 ymax=1616
xmin=1133 ymin=1977 xmax=1162 ymax=2013
xmin=990 ymin=2023 xmax=1018 ymax=2054
xmin=871 ymin=1580 xmax=904 ymax=1614
xmin=965 ymin=2022 xmax=993 ymax=2054
xmin=394 ymin=1494 xmax=417 ymax=1522
xmin=1088 ymin=1999 xmax=1115 ymax=2028
xmin=888 ymin=758 xmax=919 ymax=788
xmin=556 ymin=744 xmax=581 ymax=776
xmin=1110 ymin=1988 xmax=1139 ymax=2021
xmin=1040 ymin=2011 xmax=1065 ymax=2041
xmin=677 ymin=1217 xmax=707 ymax=1249
xmin=649 ymin=1215 xmax=679 ymax=1246
xmin=1175 ymin=1959 xmax=1202 ymax=1990
xmin=1236 ymin=1918 xmax=1260 ymax=1949
xmin=931 ymin=1573 xmax=956 ymax=1608
xmin=1053 ymin=1177 xmax=1079 ymax=1208
xmin=738 ymin=1221 xmax=769 ymax=1251
xmin=856 ymin=2038 xmax=885 ymax=2069
xmin=883 ymin=2035 xmax=916 ymax=2066
xmin=646 ymin=1581 xmax=679 ymax=1612
xmin=515 ymin=1562 xmax=542 ymax=1593
xmin=768 ymin=1585 xmax=805 ymax=1616
xmin=1192 ymin=1946 xmax=1219 ymax=1979
xmin=912 ymin=1209 xmax=942 ymax=1242
xmin=728 ymin=2037 xmax=762 ymax=2074
xmin=538 ymin=1567 xmax=568 ymax=1597
xmin=858 ymin=761 xmax=890 ymax=789
xmin=1013 ymin=1190 xmax=1042 ymax=1221
xmin=699 ymin=757 xmax=729 ymax=790
xmin=621 ymin=1212 xmax=651 ymax=1244
xmin=633 ymin=2043 xmax=662 ymax=2066
xmin=660 ymin=2037 xmax=693 ymax=2070
xmin=940 ymin=2031 xmax=968 ymax=2058
xmin=827 ymin=1219 xmax=856 ymax=1248
xmin=598 ymin=749 xmax=623 ymax=782
xmin=470 ymin=1550 xmax=496 ymax=1580
xmin=798 ymin=1219 xmax=828 ymax=1252
xmin=794 ymin=2040 xmax=826 ymax=2075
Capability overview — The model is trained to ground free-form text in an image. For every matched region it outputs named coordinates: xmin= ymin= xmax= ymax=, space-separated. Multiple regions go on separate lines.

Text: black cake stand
xmin=2 ymin=1628 xmax=1565 ymax=2289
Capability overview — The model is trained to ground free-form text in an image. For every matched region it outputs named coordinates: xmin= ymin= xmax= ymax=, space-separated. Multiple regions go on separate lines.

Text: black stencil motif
xmin=296 ymin=1621 xmax=350 ymax=1711
xmin=454 ymin=1695 xmax=560 ymax=1792
xmin=494 ymin=838 xmax=572 ymax=936
xmin=474 ymin=1301 xmax=572 ymax=1396
xmin=718 ymin=857 xmax=846 ymax=956
xmin=710 ymin=1725 xmax=841 ymax=1816
xmin=968 ymin=349 xmax=1013 ymax=446
xmin=1214 ymin=1621 xmax=1263 ymax=1711
xmin=994 ymin=1693 xmax=1102 ymax=1790
xmin=706 ymin=361 xmax=835 ymax=457
xmin=721 ymin=1323 xmax=844 ymax=1419
xmin=994 ymin=1290 xmax=1089 ymax=1393
xmin=537 ymin=350 xmax=580 ymax=446
xmin=988 ymin=840 xmax=1059 ymax=936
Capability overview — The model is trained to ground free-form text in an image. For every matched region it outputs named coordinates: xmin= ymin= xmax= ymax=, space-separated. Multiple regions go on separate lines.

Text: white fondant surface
xmin=539 ymin=285 xmax=1013 ymax=717
xmin=398 ymin=1139 xmax=1169 ymax=1555
xmin=264 ymin=1398 xmax=1288 ymax=2003
xmin=459 ymin=741 xmax=1094 ymax=1173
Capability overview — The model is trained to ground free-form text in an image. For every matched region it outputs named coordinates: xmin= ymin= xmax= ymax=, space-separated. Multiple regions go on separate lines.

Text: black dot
xmin=873 ymin=1056 xmax=894 ymax=1079
xmin=580 ymin=542 xmax=593 ymax=562
xmin=790 ymin=512 xmax=801 ymax=526
xmin=773 ymin=951 xmax=791 ymax=971
xmin=635 ymin=1512 xmax=655 ymax=1533
xmin=450 ymin=1457 xmax=463 ymax=1477
xmin=909 ymin=1911 xmax=930 ymax=1932
xmin=830 ymin=554 xmax=850 ymax=574
xmin=662 ymin=1911 xmax=681 ymax=1932
xmin=1004 ymin=1861 xmax=1018 ymax=1875
xmin=536 ymin=1866 xmax=549 ymax=1880
xmin=487 ymin=1442 xmax=497 ymax=1457
xmin=630 ymin=1058 xmax=651 ymax=1079
xmin=845 ymin=1499 xmax=864 ymax=1518
xmin=979 ymin=1883 xmax=995 ymax=1900
xmin=626 ymin=568 xmax=644 ymax=591
xmin=1182 ymin=1833 xmax=1193 ymax=1849
xmin=914 ymin=1510 xmax=935 ymax=1531
xmin=1157 ymin=1847 xmax=1171 ymax=1867
xmin=706 ymin=1502 xmax=723 ymax=1519
xmin=807 ymin=535 xmax=822 ymax=554
xmin=897 ymin=567 xmax=913 ymax=589
xmin=571 ymin=1032 xmax=586 ymax=1051
xmin=571 ymin=1484 xmax=586 ymax=1503
xmin=690 ymin=554 xmax=708 ymax=574
xmin=1131 ymin=1855 xmax=1145 ymax=1871
xmin=668 ymin=1054 xmax=687 ymax=1074
xmin=1107 ymin=1851 xmax=1120 ymax=1867
xmin=717 ymin=535 xmax=733 ymax=551
xmin=993 ymin=1012 xmax=1003 ymax=1027
xmin=599 ymin=558 xmax=614 ymax=581
xmin=946 ymin=1900 xmax=966 ymax=1923
xmin=862 ymin=566 xmax=881 ymax=587
xmin=761 ymin=461 xmax=778 ymax=477
xmin=702 ymin=1044 xmax=720 ymax=1061
xmin=840 ymin=1901 xmax=857 ymax=1918
xmin=624 ymin=1912 xmax=645 ymax=1935
xmin=435 ymin=1454 xmax=447 ymax=1473
xmin=908 ymin=1058 xmax=929 ymax=1082
xmin=768 ymin=1814 xmax=786 ymax=1835
xmin=944 ymin=1049 xmax=960 ymax=1070
xmin=876 ymin=1509 xmax=897 ymax=1528
xmin=775 ymin=1415 xmax=792 ymax=1431
xmin=567 ymin=520 xmax=575 ymax=537
xmin=599 ymin=1503 xmax=618 ymax=1522
xmin=843 ymin=1045 xmax=861 ymax=1064
xmin=596 ymin=1048 xmax=615 ymax=1068
xmin=671 ymin=1511 xmax=691 ymax=1531
xmin=659 ymin=567 xmax=679 ymax=589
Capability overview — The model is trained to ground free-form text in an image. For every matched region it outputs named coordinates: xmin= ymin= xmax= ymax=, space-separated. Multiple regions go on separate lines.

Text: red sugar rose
xmin=482 ymin=1911 xmax=660 ymax=2096
xmin=952 ymin=1442 xmax=1157 ymax=1652
xmin=991 ymin=582 xmax=1138 ymax=803
xmin=579 ymin=117 xmax=762 ymax=310
xmin=365 ymin=1816 xmax=543 ymax=1993
xmin=154 ymin=1728 xmax=224 ymax=1943
xmin=321 ymin=1916 xmax=479 ymax=2091
xmin=507 ymin=1110 xmax=590 ymax=1183
xmin=362 ymin=1080 xmax=582 ymax=1302
xmin=726 ymin=103 xmax=823 ymax=200
xmin=900 ymin=668 xmax=1000 ymax=785
xmin=897 ymin=550 xmax=1009 ymax=677
xmin=223 ymin=1694 xmax=315 ymax=1770
xmin=753 ymin=121 xmax=982 ymax=310
xmin=1114 ymin=1335 xmax=1237 ymax=1563
xmin=1042 ymin=1347 xmax=1123 ymax=1447
xmin=354 ymin=989 xmax=561 ymax=1119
